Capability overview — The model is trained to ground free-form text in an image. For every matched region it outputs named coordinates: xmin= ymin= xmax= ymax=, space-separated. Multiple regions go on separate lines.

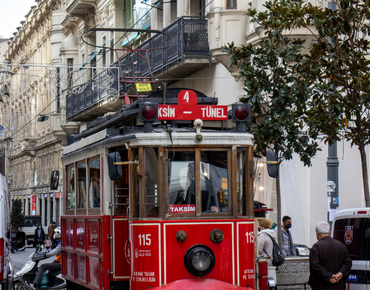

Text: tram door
xmin=110 ymin=150 xmax=131 ymax=281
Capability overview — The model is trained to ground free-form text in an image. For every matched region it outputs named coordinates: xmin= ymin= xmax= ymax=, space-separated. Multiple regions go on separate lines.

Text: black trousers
xmin=33 ymin=262 xmax=61 ymax=285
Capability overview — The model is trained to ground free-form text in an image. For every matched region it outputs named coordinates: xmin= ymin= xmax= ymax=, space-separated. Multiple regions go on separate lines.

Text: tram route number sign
xmin=158 ymin=90 xmax=228 ymax=121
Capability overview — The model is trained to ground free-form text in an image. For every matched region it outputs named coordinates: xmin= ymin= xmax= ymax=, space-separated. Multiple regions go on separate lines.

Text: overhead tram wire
xmin=10 ymin=0 xmax=216 ymax=139
xmin=8 ymin=2 xmax=160 ymax=140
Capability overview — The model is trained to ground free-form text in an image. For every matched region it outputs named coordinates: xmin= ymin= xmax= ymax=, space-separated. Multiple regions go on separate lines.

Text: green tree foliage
xmin=223 ymin=5 xmax=320 ymax=246
xmin=10 ymin=199 xmax=24 ymax=227
xmin=245 ymin=0 xmax=370 ymax=206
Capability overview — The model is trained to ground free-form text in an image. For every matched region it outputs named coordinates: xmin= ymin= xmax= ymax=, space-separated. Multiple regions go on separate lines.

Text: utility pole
xmin=327 ymin=143 xmax=339 ymax=228
xmin=327 ymin=1 xmax=339 ymax=229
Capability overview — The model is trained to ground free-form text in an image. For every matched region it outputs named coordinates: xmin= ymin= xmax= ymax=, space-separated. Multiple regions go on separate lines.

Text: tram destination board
xmin=158 ymin=90 xmax=228 ymax=121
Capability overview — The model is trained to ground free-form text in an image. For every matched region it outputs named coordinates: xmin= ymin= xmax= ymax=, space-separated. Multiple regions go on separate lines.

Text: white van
xmin=0 ymin=174 xmax=13 ymax=290
xmin=333 ymin=208 xmax=370 ymax=290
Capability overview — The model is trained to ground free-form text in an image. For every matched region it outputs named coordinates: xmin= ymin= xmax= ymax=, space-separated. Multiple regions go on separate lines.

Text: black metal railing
xmin=66 ymin=16 xmax=209 ymax=121
xmin=66 ymin=68 xmax=120 ymax=120
xmin=117 ymin=16 xmax=209 ymax=85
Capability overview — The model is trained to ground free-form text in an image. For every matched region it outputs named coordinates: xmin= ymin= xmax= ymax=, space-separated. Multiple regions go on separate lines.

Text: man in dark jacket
xmin=308 ymin=221 xmax=352 ymax=290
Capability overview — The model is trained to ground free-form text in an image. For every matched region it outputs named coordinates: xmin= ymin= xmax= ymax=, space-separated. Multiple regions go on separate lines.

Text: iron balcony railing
xmin=66 ymin=68 xmax=120 ymax=121
xmin=66 ymin=16 xmax=210 ymax=122
xmin=117 ymin=16 xmax=210 ymax=85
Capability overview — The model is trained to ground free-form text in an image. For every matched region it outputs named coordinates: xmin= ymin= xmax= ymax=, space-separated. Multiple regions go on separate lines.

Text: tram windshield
xmin=168 ymin=150 xmax=229 ymax=214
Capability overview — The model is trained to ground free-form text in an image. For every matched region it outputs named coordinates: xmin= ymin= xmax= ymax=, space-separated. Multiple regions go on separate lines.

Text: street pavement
xmin=10 ymin=246 xmax=55 ymax=273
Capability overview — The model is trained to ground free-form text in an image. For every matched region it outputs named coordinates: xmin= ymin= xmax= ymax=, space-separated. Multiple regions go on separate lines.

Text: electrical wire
xmin=8 ymin=0 xmax=216 ymax=139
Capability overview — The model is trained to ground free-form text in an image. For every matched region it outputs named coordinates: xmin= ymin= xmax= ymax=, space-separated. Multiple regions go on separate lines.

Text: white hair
xmin=315 ymin=221 xmax=330 ymax=234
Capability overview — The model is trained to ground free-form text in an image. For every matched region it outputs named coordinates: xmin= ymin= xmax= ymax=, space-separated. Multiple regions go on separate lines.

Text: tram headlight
xmin=231 ymin=102 xmax=251 ymax=133
xmin=231 ymin=102 xmax=251 ymax=123
xmin=184 ymin=245 xmax=215 ymax=277
xmin=139 ymin=102 xmax=158 ymax=122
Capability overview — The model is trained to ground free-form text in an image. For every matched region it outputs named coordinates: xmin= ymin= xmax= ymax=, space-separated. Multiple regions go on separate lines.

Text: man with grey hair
xmin=308 ymin=221 xmax=352 ymax=290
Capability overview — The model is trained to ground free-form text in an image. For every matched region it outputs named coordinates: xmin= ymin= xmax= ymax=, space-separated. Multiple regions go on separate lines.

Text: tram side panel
xmin=112 ymin=218 xmax=130 ymax=279
xmin=61 ymin=154 xmax=131 ymax=290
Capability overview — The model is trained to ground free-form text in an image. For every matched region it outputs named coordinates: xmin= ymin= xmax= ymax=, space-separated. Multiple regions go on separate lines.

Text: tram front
xmin=107 ymin=90 xmax=257 ymax=290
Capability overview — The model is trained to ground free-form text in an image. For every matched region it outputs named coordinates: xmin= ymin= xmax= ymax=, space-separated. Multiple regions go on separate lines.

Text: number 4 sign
xmin=158 ymin=90 xmax=228 ymax=121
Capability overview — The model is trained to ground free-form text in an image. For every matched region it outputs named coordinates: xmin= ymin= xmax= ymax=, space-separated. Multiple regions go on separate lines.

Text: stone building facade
xmin=0 ymin=38 xmax=9 ymax=63
xmin=3 ymin=0 xmax=65 ymax=227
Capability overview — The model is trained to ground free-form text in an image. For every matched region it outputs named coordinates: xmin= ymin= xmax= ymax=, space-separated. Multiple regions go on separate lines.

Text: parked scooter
xmin=12 ymin=250 xmax=66 ymax=290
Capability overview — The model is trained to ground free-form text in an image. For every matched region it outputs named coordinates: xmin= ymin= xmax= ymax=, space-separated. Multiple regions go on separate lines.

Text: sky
xmin=0 ymin=0 xmax=37 ymax=39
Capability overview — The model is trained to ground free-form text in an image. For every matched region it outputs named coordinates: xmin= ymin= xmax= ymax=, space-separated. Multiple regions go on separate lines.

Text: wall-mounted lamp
xmin=37 ymin=115 xmax=49 ymax=122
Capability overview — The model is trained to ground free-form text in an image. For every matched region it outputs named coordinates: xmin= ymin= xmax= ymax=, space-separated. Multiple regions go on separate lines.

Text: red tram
xmin=60 ymin=88 xmax=258 ymax=290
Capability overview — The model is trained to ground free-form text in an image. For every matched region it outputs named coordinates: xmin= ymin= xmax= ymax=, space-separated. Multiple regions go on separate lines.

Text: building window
xmin=67 ymin=58 xmax=73 ymax=88
xmin=110 ymin=35 xmax=114 ymax=64
xmin=102 ymin=36 xmax=106 ymax=67
xmin=56 ymin=67 xmax=60 ymax=113
xmin=90 ymin=56 xmax=96 ymax=79
xmin=226 ymin=0 xmax=237 ymax=9
xmin=125 ymin=0 xmax=135 ymax=28
xmin=0 ymin=150 xmax=4 ymax=176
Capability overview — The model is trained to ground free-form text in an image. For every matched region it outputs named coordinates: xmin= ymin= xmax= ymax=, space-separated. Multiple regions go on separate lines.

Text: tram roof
xmin=62 ymin=128 xmax=254 ymax=160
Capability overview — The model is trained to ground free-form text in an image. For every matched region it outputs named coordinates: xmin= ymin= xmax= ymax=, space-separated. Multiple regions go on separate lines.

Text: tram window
xmin=200 ymin=151 xmax=229 ymax=213
xmin=77 ymin=162 xmax=87 ymax=209
xmin=88 ymin=159 xmax=100 ymax=208
xmin=66 ymin=166 xmax=75 ymax=210
xmin=113 ymin=151 xmax=130 ymax=215
xmin=144 ymin=148 xmax=159 ymax=217
xmin=168 ymin=151 xmax=196 ymax=214
xmin=237 ymin=149 xmax=246 ymax=215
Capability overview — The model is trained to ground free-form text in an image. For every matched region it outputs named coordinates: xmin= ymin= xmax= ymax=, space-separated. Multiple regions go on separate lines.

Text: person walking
xmin=257 ymin=219 xmax=276 ymax=266
xmin=308 ymin=221 xmax=352 ymax=290
xmin=275 ymin=215 xmax=296 ymax=256
xmin=34 ymin=224 xmax=45 ymax=251
xmin=48 ymin=221 xmax=57 ymax=248
xmin=10 ymin=223 xmax=18 ymax=253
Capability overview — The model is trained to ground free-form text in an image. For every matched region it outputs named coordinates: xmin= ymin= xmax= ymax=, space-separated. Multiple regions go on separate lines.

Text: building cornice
xmin=5 ymin=0 xmax=60 ymax=62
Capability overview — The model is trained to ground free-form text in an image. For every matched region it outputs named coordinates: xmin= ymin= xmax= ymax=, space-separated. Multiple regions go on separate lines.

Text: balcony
xmin=118 ymin=17 xmax=210 ymax=87
xmin=66 ymin=68 xmax=120 ymax=121
xmin=66 ymin=16 xmax=210 ymax=122
xmin=66 ymin=0 xmax=96 ymax=16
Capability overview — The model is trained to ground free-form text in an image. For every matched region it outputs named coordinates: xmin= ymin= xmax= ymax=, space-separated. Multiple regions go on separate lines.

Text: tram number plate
xmin=138 ymin=234 xmax=151 ymax=246
xmin=347 ymin=274 xmax=358 ymax=282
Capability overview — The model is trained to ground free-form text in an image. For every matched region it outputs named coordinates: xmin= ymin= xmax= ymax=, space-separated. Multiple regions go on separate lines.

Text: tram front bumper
xmin=151 ymin=278 xmax=253 ymax=290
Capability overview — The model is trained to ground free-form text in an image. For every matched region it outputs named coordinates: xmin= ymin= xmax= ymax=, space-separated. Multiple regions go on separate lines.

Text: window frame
xmin=130 ymin=145 xmax=254 ymax=219
xmin=226 ymin=0 xmax=237 ymax=9
xmin=87 ymin=156 xmax=101 ymax=215
xmin=76 ymin=160 xmax=87 ymax=214
xmin=66 ymin=164 xmax=76 ymax=215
